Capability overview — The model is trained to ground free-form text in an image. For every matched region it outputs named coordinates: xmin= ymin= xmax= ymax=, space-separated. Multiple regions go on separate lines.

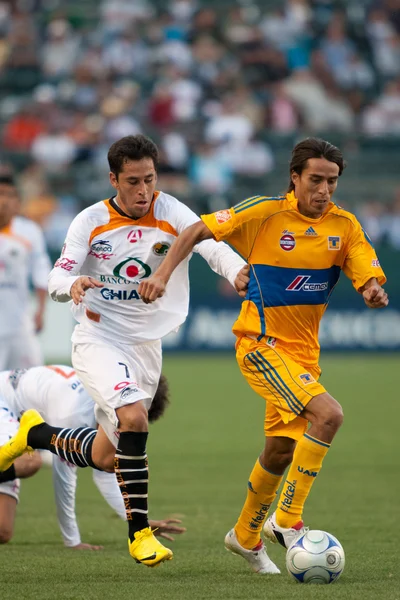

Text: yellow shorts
xmin=236 ymin=336 xmax=326 ymax=441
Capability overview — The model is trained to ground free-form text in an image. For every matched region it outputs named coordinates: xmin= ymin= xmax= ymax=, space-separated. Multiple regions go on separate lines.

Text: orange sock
xmin=235 ymin=458 xmax=283 ymax=549
xmin=275 ymin=433 xmax=330 ymax=528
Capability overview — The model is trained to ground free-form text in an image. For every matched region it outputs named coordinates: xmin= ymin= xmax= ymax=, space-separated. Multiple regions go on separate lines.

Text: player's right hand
xmin=138 ymin=275 xmax=167 ymax=304
xmin=70 ymin=276 xmax=103 ymax=305
xmin=70 ymin=542 xmax=104 ymax=551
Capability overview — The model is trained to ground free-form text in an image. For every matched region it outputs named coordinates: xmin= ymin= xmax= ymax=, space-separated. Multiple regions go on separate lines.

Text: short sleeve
xmin=343 ymin=220 xmax=386 ymax=291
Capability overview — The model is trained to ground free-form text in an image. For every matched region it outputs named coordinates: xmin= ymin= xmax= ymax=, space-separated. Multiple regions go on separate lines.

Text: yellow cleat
xmin=0 ymin=409 xmax=44 ymax=471
xmin=128 ymin=527 xmax=173 ymax=567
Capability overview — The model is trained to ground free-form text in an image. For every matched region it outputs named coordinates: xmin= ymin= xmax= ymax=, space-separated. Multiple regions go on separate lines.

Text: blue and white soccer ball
xmin=286 ymin=530 xmax=345 ymax=584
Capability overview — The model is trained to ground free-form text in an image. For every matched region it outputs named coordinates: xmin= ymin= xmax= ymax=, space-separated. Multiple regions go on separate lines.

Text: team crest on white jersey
xmin=152 ymin=242 xmax=170 ymax=256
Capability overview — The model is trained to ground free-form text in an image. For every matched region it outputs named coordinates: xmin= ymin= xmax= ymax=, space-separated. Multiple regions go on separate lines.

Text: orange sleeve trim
xmin=88 ymin=193 xmax=178 ymax=246
xmin=46 ymin=366 xmax=76 ymax=379
xmin=0 ymin=224 xmax=32 ymax=249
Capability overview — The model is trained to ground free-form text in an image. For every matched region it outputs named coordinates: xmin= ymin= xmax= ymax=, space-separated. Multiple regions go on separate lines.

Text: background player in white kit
xmin=0 ymin=174 xmax=51 ymax=370
xmin=0 ymin=366 xmax=185 ymax=547
xmin=0 ymin=135 xmax=249 ymax=567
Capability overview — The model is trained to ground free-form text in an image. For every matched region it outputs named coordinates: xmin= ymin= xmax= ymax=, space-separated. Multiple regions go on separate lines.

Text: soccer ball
xmin=286 ymin=530 xmax=345 ymax=584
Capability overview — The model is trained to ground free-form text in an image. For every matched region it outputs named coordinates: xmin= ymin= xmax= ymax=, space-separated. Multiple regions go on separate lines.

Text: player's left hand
xmin=234 ymin=264 xmax=250 ymax=298
xmin=34 ymin=310 xmax=44 ymax=333
xmin=150 ymin=518 xmax=186 ymax=541
xmin=363 ymin=284 xmax=389 ymax=308
xmin=138 ymin=275 xmax=167 ymax=304
xmin=70 ymin=542 xmax=104 ymax=550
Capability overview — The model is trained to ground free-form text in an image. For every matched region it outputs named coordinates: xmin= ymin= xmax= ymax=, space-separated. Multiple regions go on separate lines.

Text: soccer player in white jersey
xmin=0 ymin=174 xmax=51 ymax=370
xmin=0 ymin=366 xmax=185 ymax=547
xmin=0 ymin=135 xmax=249 ymax=566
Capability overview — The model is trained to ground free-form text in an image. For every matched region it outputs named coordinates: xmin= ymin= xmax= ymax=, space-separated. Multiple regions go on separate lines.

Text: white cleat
xmin=224 ymin=528 xmax=280 ymax=574
xmin=263 ymin=511 xmax=308 ymax=549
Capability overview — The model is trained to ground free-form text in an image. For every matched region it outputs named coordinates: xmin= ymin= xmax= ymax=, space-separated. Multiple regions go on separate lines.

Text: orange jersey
xmin=201 ymin=192 xmax=386 ymax=369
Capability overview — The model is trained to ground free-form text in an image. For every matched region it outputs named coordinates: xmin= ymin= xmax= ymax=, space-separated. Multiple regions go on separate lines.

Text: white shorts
xmin=0 ymin=404 xmax=20 ymax=501
xmin=0 ymin=333 xmax=43 ymax=371
xmin=72 ymin=338 xmax=162 ymax=447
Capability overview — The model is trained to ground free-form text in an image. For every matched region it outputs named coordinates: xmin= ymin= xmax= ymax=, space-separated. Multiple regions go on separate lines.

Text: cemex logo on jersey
xmin=279 ymin=230 xmax=296 ymax=251
xmin=54 ymin=257 xmax=78 ymax=271
xmin=286 ymin=275 xmax=328 ymax=292
xmin=127 ymin=230 xmax=142 ymax=244
xmin=89 ymin=240 xmax=114 ymax=260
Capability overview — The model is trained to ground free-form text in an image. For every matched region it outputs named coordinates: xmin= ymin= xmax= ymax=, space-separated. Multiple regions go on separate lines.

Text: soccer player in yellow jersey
xmin=139 ymin=138 xmax=389 ymax=574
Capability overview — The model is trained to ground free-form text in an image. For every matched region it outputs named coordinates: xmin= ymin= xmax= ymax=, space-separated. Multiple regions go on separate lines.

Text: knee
xmin=315 ymin=403 xmax=344 ymax=433
xmin=117 ymin=402 xmax=148 ymax=432
xmin=0 ymin=528 xmax=13 ymax=544
xmin=324 ymin=404 xmax=344 ymax=431
xmin=263 ymin=449 xmax=294 ymax=472
xmin=95 ymin=454 xmax=115 ymax=473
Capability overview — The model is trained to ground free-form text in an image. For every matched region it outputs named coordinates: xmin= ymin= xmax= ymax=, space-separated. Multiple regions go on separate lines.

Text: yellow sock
xmin=235 ymin=458 xmax=283 ymax=549
xmin=275 ymin=433 xmax=330 ymax=528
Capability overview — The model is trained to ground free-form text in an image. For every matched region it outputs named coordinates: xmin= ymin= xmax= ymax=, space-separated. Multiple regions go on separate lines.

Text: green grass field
xmin=1 ymin=354 xmax=399 ymax=600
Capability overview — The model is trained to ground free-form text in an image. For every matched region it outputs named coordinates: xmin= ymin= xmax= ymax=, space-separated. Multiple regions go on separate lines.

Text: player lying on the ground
xmin=137 ymin=137 xmax=388 ymax=575
xmin=0 ymin=366 xmax=185 ymax=548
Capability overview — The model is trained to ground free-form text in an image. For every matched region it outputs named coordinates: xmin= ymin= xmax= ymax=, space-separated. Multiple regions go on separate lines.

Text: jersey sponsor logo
xmin=127 ymin=230 xmax=142 ymax=244
xmin=54 ymin=257 xmax=78 ymax=271
xmin=8 ymin=369 xmax=27 ymax=390
xmin=279 ymin=230 xmax=296 ymax=251
xmin=99 ymin=275 xmax=136 ymax=285
xmin=120 ymin=386 xmax=140 ymax=400
xmin=305 ymin=226 xmax=318 ymax=236
xmin=215 ymin=210 xmax=232 ymax=224
xmin=299 ymin=373 xmax=315 ymax=385
xmin=113 ymin=257 xmax=151 ymax=280
xmin=328 ymin=236 xmax=341 ymax=250
xmin=286 ymin=275 xmax=328 ymax=292
xmin=152 ymin=241 xmax=170 ymax=256
xmin=372 ymin=259 xmax=380 ymax=267
xmin=101 ymin=288 xmax=141 ymax=301
xmin=89 ymin=239 xmax=114 ymax=260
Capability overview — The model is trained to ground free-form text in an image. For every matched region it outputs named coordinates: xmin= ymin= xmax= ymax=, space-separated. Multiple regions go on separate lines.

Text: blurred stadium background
xmin=0 ymin=0 xmax=398 ymax=358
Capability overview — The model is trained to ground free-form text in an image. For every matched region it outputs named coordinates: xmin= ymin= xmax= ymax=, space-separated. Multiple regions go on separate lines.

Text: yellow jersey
xmin=201 ymin=191 xmax=386 ymax=369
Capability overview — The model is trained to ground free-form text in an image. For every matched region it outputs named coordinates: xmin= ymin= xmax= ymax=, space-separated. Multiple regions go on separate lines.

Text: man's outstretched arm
xmin=138 ymin=220 xmax=212 ymax=304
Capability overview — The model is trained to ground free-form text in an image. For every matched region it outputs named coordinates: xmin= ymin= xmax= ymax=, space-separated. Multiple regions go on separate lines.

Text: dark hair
xmin=287 ymin=138 xmax=346 ymax=193
xmin=0 ymin=174 xmax=15 ymax=187
xmin=107 ymin=134 xmax=159 ymax=178
xmin=148 ymin=374 xmax=170 ymax=423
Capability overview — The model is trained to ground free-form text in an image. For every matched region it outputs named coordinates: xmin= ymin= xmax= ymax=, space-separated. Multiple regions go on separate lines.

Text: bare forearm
xmin=156 ymin=221 xmax=212 ymax=283
xmin=35 ymin=287 xmax=47 ymax=312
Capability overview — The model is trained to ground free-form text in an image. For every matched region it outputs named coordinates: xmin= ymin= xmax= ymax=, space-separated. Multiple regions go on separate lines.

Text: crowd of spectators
xmin=0 ymin=0 xmax=399 ymax=252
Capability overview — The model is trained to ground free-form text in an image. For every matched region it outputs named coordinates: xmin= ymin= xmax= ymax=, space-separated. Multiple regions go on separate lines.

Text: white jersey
xmin=0 ymin=216 xmax=51 ymax=337
xmin=48 ymin=192 xmax=245 ymax=344
xmin=0 ymin=366 xmax=125 ymax=547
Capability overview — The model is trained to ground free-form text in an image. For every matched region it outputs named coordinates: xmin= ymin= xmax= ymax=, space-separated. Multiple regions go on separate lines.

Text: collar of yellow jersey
xmin=286 ymin=190 xmax=334 ymax=219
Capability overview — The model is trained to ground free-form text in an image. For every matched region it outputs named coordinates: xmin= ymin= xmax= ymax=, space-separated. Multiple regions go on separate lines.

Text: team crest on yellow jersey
xmin=328 ymin=236 xmax=341 ymax=250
